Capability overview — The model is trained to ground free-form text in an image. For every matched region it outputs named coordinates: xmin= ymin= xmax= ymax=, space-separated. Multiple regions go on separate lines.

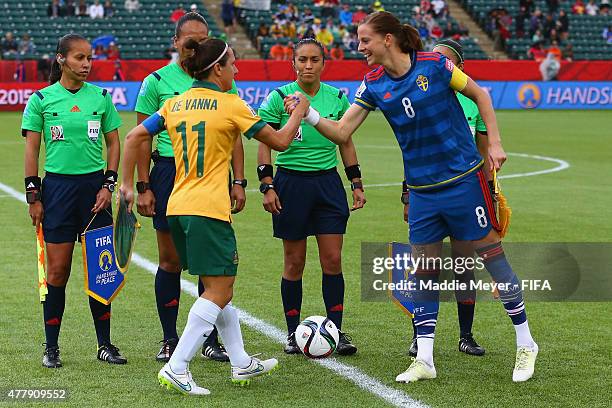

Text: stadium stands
xmin=0 ymin=0 xmax=221 ymax=59
xmin=459 ymin=0 xmax=611 ymax=60
xmin=239 ymin=0 xmax=489 ymax=59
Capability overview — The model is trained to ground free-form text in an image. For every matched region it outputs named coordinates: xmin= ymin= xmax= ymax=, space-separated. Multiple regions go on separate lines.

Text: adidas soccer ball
xmin=295 ymin=315 xmax=339 ymax=358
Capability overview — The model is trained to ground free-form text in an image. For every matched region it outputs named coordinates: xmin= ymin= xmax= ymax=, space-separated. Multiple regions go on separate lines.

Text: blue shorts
xmin=149 ymin=156 xmax=175 ymax=232
xmin=42 ymin=171 xmax=113 ymax=243
xmin=272 ymin=167 xmax=349 ymax=240
xmin=408 ymin=169 xmax=498 ymax=245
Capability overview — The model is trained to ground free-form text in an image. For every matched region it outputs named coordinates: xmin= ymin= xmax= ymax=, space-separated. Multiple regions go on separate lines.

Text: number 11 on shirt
xmin=176 ymin=121 xmax=206 ymax=177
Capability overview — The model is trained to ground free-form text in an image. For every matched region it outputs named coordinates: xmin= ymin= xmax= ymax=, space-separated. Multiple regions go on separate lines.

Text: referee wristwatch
xmin=233 ymin=179 xmax=247 ymax=188
xmin=401 ymin=192 xmax=410 ymax=205
xmin=259 ymin=183 xmax=274 ymax=194
xmin=350 ymin=181 xmax=364 ymax=191
xmin=136 ymin=181 xmax=151 ymax=194
xmin=103 ymin=183 xmax=115 ymax=193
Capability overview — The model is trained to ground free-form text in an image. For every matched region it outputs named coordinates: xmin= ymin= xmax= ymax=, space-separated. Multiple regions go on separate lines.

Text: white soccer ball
xmin=294 ymin=315 xmax=339 ymax=358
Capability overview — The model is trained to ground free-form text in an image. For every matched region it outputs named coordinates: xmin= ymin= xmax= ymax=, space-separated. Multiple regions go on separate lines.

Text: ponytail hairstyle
xmin=49 ymin=33 xmax=88 ymax=84
xmin=293 ymin=37 xmax=326 ymax=63
xmin=182 ymin=38 xmax=230 ymax=80
xmin=361 ymin=11 xmax=423 ymax=54
xmin=175 ymin=12 xmax=209 ymax=38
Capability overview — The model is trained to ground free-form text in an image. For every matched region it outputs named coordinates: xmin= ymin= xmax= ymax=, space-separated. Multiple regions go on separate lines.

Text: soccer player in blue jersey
xmin=285 ymin=11 xmax=538 ymax=383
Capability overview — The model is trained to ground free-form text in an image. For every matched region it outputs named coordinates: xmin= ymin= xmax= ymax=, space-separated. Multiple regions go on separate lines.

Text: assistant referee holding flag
xmin=22 ymin=34 xmax=126 ymax=368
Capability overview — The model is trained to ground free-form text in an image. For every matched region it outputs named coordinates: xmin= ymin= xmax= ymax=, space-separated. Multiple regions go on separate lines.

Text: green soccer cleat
xmin=395 ymin=358 xmax=437 ymax=383
xmin=513 ymin=343 xmax=539 ymax=382
xmin=158 ymin=363 xmax=211 ymax=396
xmin=231 ymin=356 xmax=278 ymax=386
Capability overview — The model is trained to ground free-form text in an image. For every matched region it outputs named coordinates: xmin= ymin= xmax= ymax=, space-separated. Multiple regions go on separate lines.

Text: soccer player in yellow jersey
xmin=120 ymin=38 xmax=310 ymax=395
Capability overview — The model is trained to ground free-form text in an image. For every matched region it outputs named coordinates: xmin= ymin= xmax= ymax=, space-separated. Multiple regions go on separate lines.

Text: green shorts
xmin=167 ymin=215 xmax=238 ymax=276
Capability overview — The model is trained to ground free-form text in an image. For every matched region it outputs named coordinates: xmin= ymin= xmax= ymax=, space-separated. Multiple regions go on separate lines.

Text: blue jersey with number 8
xmin=354 ymin=51 xmax=483 ymax=191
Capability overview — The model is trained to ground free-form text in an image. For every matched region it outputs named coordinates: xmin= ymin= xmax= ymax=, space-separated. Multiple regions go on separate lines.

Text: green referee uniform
xmin=258 ymin=82 xmax=351 ymax=240
xmin=21 ymin=81 xmax=121 ymax=242
xmin=456 ymin=92 xmax=487 ymax=140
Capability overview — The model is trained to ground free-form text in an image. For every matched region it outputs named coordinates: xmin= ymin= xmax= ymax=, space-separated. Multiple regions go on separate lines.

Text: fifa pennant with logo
xmin=81 ymin=214 xmax=125 ymax=305
xmin=387 ymin=242 xmax=416 ymax=317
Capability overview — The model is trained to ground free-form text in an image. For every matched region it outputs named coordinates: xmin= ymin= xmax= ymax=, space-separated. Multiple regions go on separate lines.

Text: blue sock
xmin=412 ymin=268 xmax=440 ymax=341
xmin=322 ymin=273 xmax=344 ymax=331
xmin=155 ymin=267 xmax=181 ymax=341
xmin=476 ymin=243 xmax=527 ymax=325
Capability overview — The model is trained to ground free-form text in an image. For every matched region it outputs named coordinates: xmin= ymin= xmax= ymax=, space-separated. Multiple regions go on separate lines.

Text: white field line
xmin=0 ymin=180 xmax=429 ymax=408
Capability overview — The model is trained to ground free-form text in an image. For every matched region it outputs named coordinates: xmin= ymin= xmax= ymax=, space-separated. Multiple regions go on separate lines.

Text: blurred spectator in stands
xmin=562 ymin=42 xmax=574 ymax=60
xmin=47 ymin=0 xmax=63 ymax=18
xmin=322 ymin=0 xmax=339 ymax=19
xmin=222 ymin=0 xmax=236 ymax=38
xmin=352 ymin=6 xmax=367 ymax=24
xmin=418 ymin=23 xmax=429 ymax=40
xmin=113 ymin=60 xmax=125 ymax=81
xmin=279 ymin=2 xmax=299 ymax=22
xmin=527 ymin=41 xmax=546 ymax=61
xmin=89 ymin=0 xmax=104 ymax=18
xmin=343 ymin=29 xmax=358 ymax=51
xmin=170 ymin=5 xmax=186 ymax=22
xmin=572 ymin=0 xmax=585 ymax=14
xmin=532 ymin=29 xmax=543 ymax=43
xmin=443 ymin=21 xmax=455 ymax=38
xmin=520 ymin=0 xmax=535 ymax=13
xmin=430 ymin=24 xmax=443 ymax=39
xmin=540 ymin=52 xmax=560 ymax=80
xmin=339 ymin=4 xmax=352 ymax=26
xmin=371 ymin=1 xmax=385 ymax=12
xmin=604 ymin=25 xmax=612 ymax=43
xmin=585 ymin=0 xmax=599 ymax=14
xmin=14 ymin=60 xmax=26 ymax=82
xmin=420 ymin=0 xmax=431 ymax=14
xmin=543 ymin=13 xmax=556 ymax=37
xmin=18 ymin=34 xmax=36 ymax=56
xmin=76 ymin=0 xmax=88 ymax=15
xmin=94 ymin=44 xmax=107 ymax=59
xmin=65 ymin=0 xmax=76 ymax=16
xmin=256 ymin=22 xmax=269 ymax=51
xmin=600 ymin=1 xmax=610 ymax=15
xmin=549 ymin=28 xmax=560 ymax=43
xmin=270 ymin=19 xmax=285 ymax=38
xmin=124 ymin=0 xmax=140 ymax=12
xmin=104 ymin=1 xmax=114 ymax=17
xmin=431 ymin=0 xmax=446 ymax=17
xmin=529 ymin=9 xmax=544 ymax=35
xmin=37 ymin=54 xmax=51 ymax=81
xmin=286 ymin=20 xmax=297 ymax=38
xmin=546 ymin=0 xmax=559 ymax=13
xmin=316 ymin=26 xmax=334 ymax=47
xmin=107 ymin=42 xmax=120 ymax=60
xmin=516 ymin=6 xmax=528 ymax=37
xmin=1 ymin=32 xmax=18 ymax=58
xmin=269 ymin=40 xmax=285 ymax=60
xmin=283 ymin=41 xmax=294 ymax=60
xmin=557 ymin=9 xmax=569 ymax=39
xmin=301 ymin=7 xmax=315 ymax=24
xmin=333 ymin=24 xmax=348 ymax=42
xmin=548 ymin=40 xmax=562 ymax=61
xmin=330 ymin=43 xmax=344 ymax=60
xmin=190 ymin=4 xmax=199 ymax=14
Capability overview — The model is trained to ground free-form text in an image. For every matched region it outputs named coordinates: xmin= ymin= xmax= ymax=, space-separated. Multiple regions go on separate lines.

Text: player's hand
xmin=262 ymin=189 xmax=282 ymax=215
xmin=292 ymin=92 xmax=310 ymax=117
xmin=92 ymin=188 xmax=112 ymax=213
xmin=488 ymin=141 xmax=507 ymax=172
xmin=230 ymin=184 xmax=246 ymax=214
xmin=29 ymin=201 xmax=44 ymax=230
xmin=136 ymin=189 xmax=156 ymax=217
xmin=351 ymin=188 xmax=366 ymax=211
xmin=404 ymin=203 xmax=409 ymax=223
xmin=118 ymin=185 xmax=135 ymax=214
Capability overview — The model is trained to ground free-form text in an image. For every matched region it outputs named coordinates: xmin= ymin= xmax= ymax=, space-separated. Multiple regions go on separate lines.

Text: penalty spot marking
xmin=0 ymin=180 xmax=429 ymax=408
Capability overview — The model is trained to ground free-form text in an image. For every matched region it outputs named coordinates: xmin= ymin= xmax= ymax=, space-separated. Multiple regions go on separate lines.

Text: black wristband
xmin=103 ymin=170 xmax=118 ymax=186
xmin=402 ymin=180 xmax=409 ymax=193
xmin=25 ymin=176 xmax=42 ymax=191
xmin=257 ymin=164 xmax=273 ymax=181
xmin=344 ymin=164 xmax=361 ymax=180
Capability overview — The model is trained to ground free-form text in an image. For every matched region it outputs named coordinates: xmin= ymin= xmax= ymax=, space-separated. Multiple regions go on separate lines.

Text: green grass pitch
xmin=0 ymin=110 xmax=610 ymax=408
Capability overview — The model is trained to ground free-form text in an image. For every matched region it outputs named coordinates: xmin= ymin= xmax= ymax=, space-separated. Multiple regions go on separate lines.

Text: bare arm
xmin=103 ymin=129 xmax=120 ymax=172
xmin=339 ymin=136 xmax=366 ymax=211
xmin=120 ymin=124 xmax=154 ymax=212
xmin=230 ymin=136 xmax=246 ymax=214
xmin=25 ymin=131 xmax=43 ymax=228
xmin=257 ymin=141 xmax=273 ymax=183
xmin=253 ymin=95 xmax=309 ymax=151
xmin=257 ymin=141 xmax=281 ymax=214
xmin=135 ymin=112 xmax=153 ymax=182
xmin=460 ymin=78 xmax=507 ymax=171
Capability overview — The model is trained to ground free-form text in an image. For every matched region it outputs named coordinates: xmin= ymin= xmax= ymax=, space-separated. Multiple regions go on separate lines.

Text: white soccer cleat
xmin=158 ymin=363 xmax=211 ymax=396
xmin=395 ymin=358 xmax=437 ymax=383
xmin=231 ymin=356 xmax=278 ymax=386
xmin=512 ymin=343 xmax=539 ymax=382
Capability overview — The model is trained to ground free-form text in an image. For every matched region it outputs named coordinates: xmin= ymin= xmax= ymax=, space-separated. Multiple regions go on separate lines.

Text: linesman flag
xmin=36 ymin=227 xmax=48 ymax=302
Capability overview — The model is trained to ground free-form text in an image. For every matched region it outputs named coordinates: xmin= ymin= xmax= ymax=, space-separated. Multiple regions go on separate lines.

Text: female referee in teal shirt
xmin=22 ymin=34 xmax=126 ymax=368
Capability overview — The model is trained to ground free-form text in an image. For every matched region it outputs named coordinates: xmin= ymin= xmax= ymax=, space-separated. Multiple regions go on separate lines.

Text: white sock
xmin=416 ymin=337 xmax=435 ymax=367
xmin=169 ymin=297 xmax=221 ymax=373
xmin=216 ymin=303 xmax=251 ymax=368
xmin=514 ymin=320 xmax=535 ymax=348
